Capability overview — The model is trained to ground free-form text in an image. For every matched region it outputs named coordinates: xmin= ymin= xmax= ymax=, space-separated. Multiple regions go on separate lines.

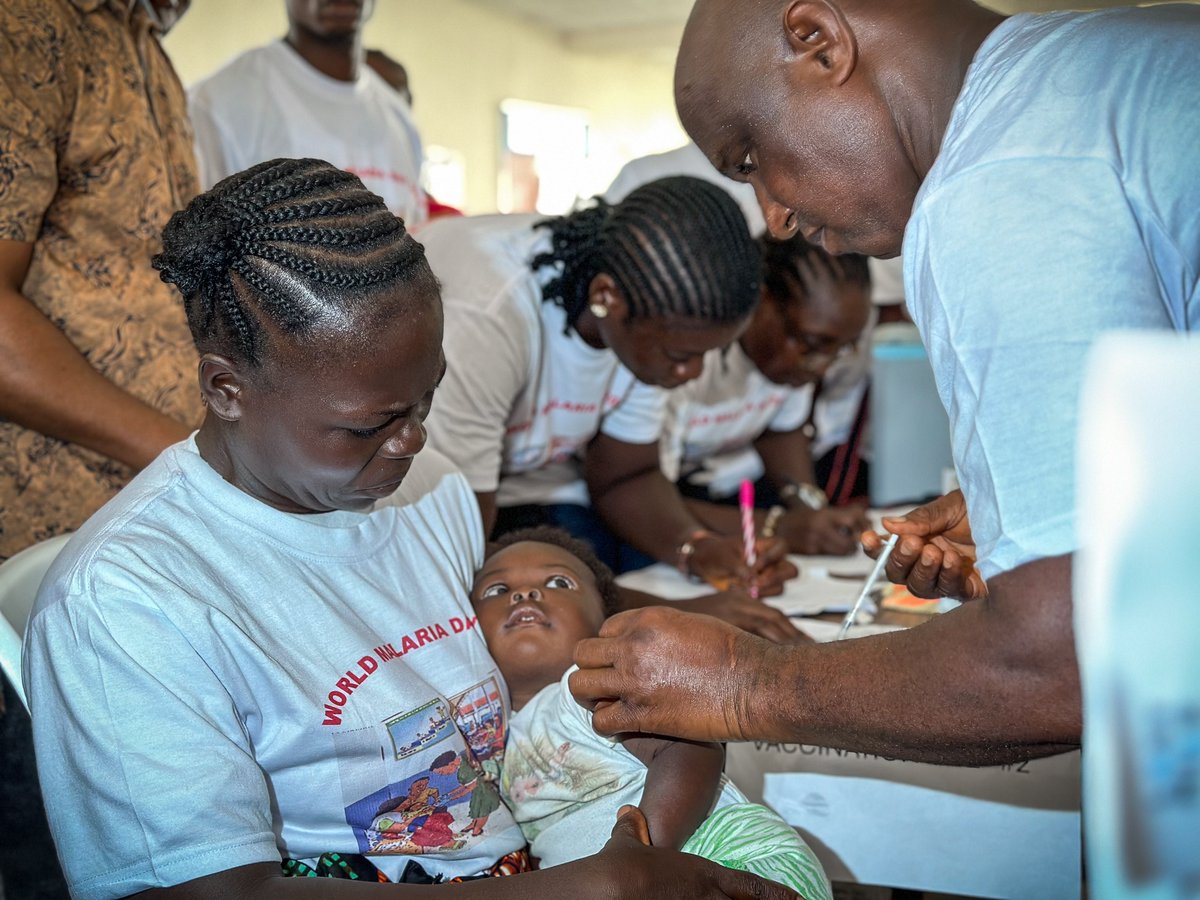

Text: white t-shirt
xmin=189 ymin=41 xmax=427 ymax=228
xmin=905 ymin=7 xmax=1199 ymax=580
xmin=420 ymin=214 xmax=666 ymax=508
xmin=606 ymin=142 xmax=766 ymax=237
xmin=502 ymin=667 xmax=746 ymax=868
xmin=661 ymin=344 xmax=814 ymax=495
xmin=23 ymin=440 xmax=523 ymax=899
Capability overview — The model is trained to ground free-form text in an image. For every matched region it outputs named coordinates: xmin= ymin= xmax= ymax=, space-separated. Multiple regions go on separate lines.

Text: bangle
xmin=762 ymin=505 xmax=786 ymax=539
xmin=675 ymin=528 xmax=716 ymax=576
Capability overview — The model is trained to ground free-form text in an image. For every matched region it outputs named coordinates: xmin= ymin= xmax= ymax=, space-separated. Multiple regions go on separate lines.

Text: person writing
xmin=23 ymin=157 xmax=796 ymax=900
xmin=570 ymin=0 xmax=1198 ymax=765
xmin=661 ymin=234 xmax=872 ymax=557
xmin=419 ymin=178 xmax=801 ymax=637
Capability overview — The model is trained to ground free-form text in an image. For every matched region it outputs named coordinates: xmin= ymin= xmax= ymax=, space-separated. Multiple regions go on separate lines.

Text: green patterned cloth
xmin=682 ymin=802 xmax=832 ymax=900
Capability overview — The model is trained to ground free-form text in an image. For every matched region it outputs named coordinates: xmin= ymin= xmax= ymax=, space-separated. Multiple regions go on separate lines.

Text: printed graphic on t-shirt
xmin=337 ymin=673 xmax=509 ymax=857
xmin=450 ymin=676 xmax=506 ymax=764
xmin=385 ymin=699 xmax=457 ymax=760
xmin=501 ymin=732 xmax=623 ymax=842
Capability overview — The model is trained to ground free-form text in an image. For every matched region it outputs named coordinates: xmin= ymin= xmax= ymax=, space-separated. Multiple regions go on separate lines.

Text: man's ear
xmin=587 ymin=273 xmax=631 ymax=323
xmin=783 ymin=0 xmax=858 ymax=86
xmin=198 ymin=353 xmax=249 ymax=422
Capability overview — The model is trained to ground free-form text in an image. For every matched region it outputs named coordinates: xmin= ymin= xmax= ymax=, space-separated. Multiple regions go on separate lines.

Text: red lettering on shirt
xmin=322 ymin=622 xmax=470 ymax=725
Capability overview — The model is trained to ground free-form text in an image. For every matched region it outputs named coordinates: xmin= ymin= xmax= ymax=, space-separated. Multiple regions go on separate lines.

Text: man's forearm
xmin=750 ymin=555 xmax=1081 ymax=765
xmin=0 ymin=286 xmax=193 ymax=469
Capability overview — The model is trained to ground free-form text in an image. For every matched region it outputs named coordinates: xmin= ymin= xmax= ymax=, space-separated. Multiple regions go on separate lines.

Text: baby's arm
xmin=621 ymin=735 xmax=725 ymax=850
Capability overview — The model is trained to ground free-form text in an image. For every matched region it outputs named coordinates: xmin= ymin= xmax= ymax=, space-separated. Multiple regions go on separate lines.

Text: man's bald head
xmin=675 ymin=0 xmax=1003 ymax=258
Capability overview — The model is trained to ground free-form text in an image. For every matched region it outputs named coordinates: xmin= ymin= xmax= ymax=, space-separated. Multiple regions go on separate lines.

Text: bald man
xmin=570 ymin=0 xmax=1199 ymax=765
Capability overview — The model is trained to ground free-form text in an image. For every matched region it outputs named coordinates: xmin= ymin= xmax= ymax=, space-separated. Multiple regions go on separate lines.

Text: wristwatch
xmin=780 ymin=481 xmax=828 ymax=511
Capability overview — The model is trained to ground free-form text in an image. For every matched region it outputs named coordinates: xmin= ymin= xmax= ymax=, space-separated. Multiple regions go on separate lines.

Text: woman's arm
xmin=620 ymin=737 xmax=725 ymax=850
xmin=755 ymin=427 xmax=869 ymax=556
xmin=585 ymin=433 xmax=795 ymax=596
xmin=134 ymin=829 xmax=797 ymax=899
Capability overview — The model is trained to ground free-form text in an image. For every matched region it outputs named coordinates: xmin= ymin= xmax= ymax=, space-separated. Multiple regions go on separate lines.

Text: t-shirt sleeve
xmin=25 ymin=576 xmax=279 ymax=898
xmin=0 ymin=8 xmax=70 ymax=242
xmin=598 ymin=370 xmax=665 ymax=445
xmin=424 ymin=295 xmax=532 ymax=494
xmin=186 ymin=86 xmax=237 ymax=191
xmin=907 ymin=157 xmax=1176 ymax=579
xmin=765 ymin=384 xmax=815 ymax=434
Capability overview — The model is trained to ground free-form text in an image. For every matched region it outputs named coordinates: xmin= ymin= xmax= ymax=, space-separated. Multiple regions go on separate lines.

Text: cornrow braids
xmin=152 ymin=157 xmax=437 ymax=366
xmin=760 ymin=233 xmax=871 ymax=304
xmin=532 ymin=176 xmax=760 ymax=332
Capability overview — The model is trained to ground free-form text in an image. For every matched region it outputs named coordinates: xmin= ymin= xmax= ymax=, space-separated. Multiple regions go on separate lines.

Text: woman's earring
xmin=590 ymin=303 xmax=609 ymax=319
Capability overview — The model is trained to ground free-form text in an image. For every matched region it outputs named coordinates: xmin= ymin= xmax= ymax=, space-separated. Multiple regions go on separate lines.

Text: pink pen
xmin=739 ymin=479 xmax=759 ymax=599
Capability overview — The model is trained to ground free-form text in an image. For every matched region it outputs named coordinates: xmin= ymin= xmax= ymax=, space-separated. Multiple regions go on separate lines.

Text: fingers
xmin=611 ymin=805 xmax=652 ymax=847
xmin=715 ymin=866 xmax=802 ymax=900
xmin=882 ymin=489 xmax=965 ymax=538
xmin=756 ymin=535 xmax=790 ymax=565
xmin=573 ymin=635 xmax=617 ymax=670
xmin=589 ymin=698 xmax=642 ymax=737
xmin=901 ymin=543 xmax=946 ymax=598
xmin=732 ymin=605 xmax=802 ymax=644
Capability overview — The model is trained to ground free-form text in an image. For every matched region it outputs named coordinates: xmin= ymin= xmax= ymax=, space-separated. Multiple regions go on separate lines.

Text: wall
xmin=164 ymin=1 xmax=686 ymax=214
xmin=164 ymin=0 xmax=1191 ymax=214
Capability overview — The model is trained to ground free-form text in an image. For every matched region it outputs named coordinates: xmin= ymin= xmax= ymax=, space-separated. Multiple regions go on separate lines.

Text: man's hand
xmin=571 ymin=605 xmax=779 ymax=742
xmin=690 ymin=534 xmax=799 ymax=597
xmin=778 ymin=504 xmax=871 ymax=555
xmin=862 ymin=490 xmax=987 ymax=600
xmin=673 ymin=589 xmax=810 ymax=644
xmin=589 ymin=805 xmax=801 ymax=899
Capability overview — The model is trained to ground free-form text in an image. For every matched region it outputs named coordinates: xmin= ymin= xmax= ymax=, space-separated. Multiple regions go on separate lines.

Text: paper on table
xmin=764 ymin=772 xmax=1081 ymax=899
xmin=615 ymin=559 xmax=877 ymax=616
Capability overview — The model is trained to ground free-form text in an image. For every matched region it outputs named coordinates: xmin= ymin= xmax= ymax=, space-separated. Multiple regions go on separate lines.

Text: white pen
xmin=837 ymin=533 xmax=901 ymax=640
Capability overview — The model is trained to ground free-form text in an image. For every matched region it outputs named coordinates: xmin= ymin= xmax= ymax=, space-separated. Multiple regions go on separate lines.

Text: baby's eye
xmin=545 ymin=574 xmax=576 ymax=589
xmin=480 ymin=583 xmax=508 ymax=599
xmin=734 ymin=151 xmax=756 ymax=177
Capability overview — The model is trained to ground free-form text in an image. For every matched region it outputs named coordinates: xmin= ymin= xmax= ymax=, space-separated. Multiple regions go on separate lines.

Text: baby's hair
xmin=760 ymin=233 xmax=870 ymax=304
xmin=152 ymin=157 xmax=438 ymax=367
xmin=492 ymin=527 xmax=621 ymax=618
xmin=532 ymin=176 xmax=760 ymax=332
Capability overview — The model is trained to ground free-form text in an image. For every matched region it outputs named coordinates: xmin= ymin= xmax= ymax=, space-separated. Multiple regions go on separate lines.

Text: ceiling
xmin=465 ymin=0 xmax=696 ymax=60
xmin=465 ymin=0 xmax=1175 ymax=62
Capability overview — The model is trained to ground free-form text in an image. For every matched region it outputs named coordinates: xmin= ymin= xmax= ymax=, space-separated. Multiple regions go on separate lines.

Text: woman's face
xmin=740 ymin=267 xmax=870 ymax=388
xmin=602 ymin=313 xmax=749 ymax=389
xmin=224 ymin=291 xmax=445 ymax=513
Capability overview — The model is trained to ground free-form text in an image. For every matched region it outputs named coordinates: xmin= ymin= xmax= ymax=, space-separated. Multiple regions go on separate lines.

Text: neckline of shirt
xmin=170 ymin=434 xmax=398 ymax=559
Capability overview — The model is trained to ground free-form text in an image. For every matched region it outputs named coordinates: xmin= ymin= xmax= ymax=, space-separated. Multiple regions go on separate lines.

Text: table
xmin=615 ymin=540 xmax=1083 ymax=900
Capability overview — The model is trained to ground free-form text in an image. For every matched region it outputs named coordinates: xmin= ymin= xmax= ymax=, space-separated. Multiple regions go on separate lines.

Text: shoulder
xmin=189 ymin=43 xmax=277 ymax=104
xmin=373 ymin=448 xmax=485 ymax=565
xmin=422 ymin=215 xmax=546 ymax=322
xmin=27 ymin=443 xmax=197 ymax=622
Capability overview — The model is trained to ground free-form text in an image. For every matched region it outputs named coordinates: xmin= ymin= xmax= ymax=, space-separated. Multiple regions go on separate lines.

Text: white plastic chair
xmin=0 ymin=533 xmax=72 ymax=712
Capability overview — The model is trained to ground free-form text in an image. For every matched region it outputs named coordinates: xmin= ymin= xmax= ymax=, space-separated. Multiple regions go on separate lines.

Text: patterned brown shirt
xmin=0 ymin=0 xmax=202 ymax=558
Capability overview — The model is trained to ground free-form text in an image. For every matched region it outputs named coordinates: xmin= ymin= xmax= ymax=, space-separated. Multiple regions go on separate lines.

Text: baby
xmin=472 ymin=526 xmax=832 ymax=899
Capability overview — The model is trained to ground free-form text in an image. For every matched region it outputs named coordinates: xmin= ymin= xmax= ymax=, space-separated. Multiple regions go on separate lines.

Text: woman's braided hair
xmin=152 ymin=157 xmax=437 ymax=366
xmin=532 ymin=176 xmax=760 ymax=332
xmin=760 ymin=232 xmax=870 ymax=303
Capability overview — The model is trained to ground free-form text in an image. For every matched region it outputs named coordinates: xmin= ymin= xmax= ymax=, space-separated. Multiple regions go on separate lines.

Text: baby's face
xmin=471 ymin=542 xmax=606 ymax=681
